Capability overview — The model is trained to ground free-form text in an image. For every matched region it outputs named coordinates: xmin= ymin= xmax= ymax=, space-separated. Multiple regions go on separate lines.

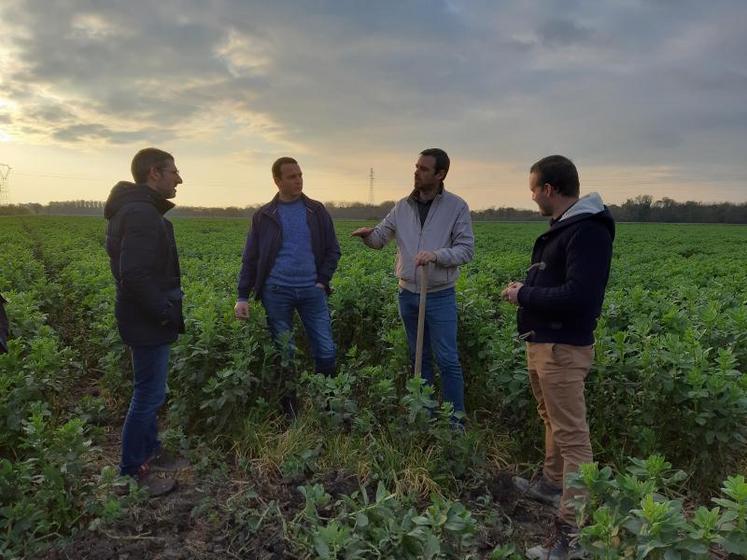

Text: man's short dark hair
xmin=530 ymin=155 xmax=580 ymax=197
xmin=272 ymin=157 xmax=298 ymax=179
xmin=420 ymin=148 xmax=450 ymax=180
xmin=131 ymin=148 xmax=174 ymax=184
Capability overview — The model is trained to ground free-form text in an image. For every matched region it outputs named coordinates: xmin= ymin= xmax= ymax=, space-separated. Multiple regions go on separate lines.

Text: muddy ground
xmin=42 ymin=435 xmax=553 ymax=560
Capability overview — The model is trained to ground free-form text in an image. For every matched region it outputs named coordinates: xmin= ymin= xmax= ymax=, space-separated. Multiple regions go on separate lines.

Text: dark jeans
xmin=261 ymin=284 xmax=336 ymax=374
xmin=398 ymin=286 xmax=465 ymax=413
xmin=120 ymin=343 xmax=170 ymax=476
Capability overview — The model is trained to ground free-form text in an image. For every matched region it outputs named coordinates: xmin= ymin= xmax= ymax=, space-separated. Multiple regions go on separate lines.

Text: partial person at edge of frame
xmin=351 ymin=148 xmax=474 ymax=426
xmin=104 ymin=148 xmax=192 ymax=498
xmin=234 ymin=156 xmax=341 ymax=419
xmin=0 ymin=292 xmax=8 ymax=354
xmin=502 ymin=154 xmax=615 ymax=560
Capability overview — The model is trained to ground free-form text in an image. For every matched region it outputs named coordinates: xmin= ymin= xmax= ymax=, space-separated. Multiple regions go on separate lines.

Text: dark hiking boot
xmin=526 ymin=519 xmax=586 ymax=560
xmin=281 ymin=393 xmax=300 ymax=420
xmin=513 ymin=474 xmax=562 ymax=509
xmin=147 ymin=449 xmax=191 ymax=472
xmin=140 ymin=473 xmax=177 ymax=497
xmin=317 ymin=365 xmax=336 ymax=378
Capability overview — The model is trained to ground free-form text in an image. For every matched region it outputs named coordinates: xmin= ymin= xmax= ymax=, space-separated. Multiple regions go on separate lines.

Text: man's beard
xmin=537 ymin=202 xmax=552 ymax=216
xmin=415 ymin=179 xmax=437 ymax=192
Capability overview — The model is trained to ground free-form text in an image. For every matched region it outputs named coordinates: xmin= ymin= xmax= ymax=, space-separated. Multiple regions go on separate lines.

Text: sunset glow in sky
xmin=1 ymin=1 xmax=746 ymax=210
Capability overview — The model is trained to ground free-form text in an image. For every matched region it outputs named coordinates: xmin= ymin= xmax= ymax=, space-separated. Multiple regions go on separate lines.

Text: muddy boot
xmin=317 ymin=364 xmax=336 ymax=378
xmin=147 ymin=449 xmax=191 ymax=472
xmin=140 ymin=473 xmax=177 ymax=497
xmin=117 ymin=465 xmax=176 ymax=498
xmin=513 ymin=473 xmax=562 ymax=509
xmin=280 ymin=392 xmax=300 ymax=420
xmin=526 ymin=519 xmax=586 ymax=560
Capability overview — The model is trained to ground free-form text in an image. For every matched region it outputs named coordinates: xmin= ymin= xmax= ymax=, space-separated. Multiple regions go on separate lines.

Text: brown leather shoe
xmin=116 ymin=465 xmax=177 ymax=498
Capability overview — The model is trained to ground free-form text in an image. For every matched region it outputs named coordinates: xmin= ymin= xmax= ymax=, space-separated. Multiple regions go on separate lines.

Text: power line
xmin=12 ymin=171 xmax=103 ymax=182
xmin=368 ymin=168 xmax=375 ymax=205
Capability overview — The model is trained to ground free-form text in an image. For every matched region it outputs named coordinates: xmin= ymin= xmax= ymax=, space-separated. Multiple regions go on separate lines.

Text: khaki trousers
xmin=526 ymin=342 xmax=594 ymax=525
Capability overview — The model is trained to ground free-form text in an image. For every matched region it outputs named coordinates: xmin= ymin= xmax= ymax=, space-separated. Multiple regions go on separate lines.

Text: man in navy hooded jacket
xmin=104 ymin=148 xmax=189 ymax=496
xmin=502 ymin=155 xmax=615 ymax=560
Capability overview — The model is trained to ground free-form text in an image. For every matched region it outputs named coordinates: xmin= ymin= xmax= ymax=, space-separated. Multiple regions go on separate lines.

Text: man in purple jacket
xmin=502 ymin=155 xmax=614 ymax=560
xmin=235 ymin=157 xmax=341 ymax=417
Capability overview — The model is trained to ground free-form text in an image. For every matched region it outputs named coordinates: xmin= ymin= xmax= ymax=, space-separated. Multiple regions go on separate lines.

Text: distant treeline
xmin=2 ymin=195 xmax=746 ymax=223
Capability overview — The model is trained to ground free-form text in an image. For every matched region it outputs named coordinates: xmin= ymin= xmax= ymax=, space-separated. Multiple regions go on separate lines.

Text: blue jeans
xmin=261 ymin=284 xmax=336 ymax=374
xmin=399 ymin=287 xmax=465 ymax=413
xmin=120 ymin=344 xmax=170 ymax=476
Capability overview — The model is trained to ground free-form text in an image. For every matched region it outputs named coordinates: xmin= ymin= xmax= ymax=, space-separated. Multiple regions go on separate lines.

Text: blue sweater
xmin=265 ymin=198 xmax=317 ymax=287
xmin=237 ymin=194 xmax=341 ymax=300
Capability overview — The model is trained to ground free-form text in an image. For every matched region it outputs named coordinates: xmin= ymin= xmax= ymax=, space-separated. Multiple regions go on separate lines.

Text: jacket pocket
xmin=429 ymin=264 xmax=456 ymax=287
xmin=396 ymin=255 xmax=416 ymax=284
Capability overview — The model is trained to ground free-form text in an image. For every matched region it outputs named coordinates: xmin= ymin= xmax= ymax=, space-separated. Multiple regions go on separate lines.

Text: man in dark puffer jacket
xmin=104 ymin=148 xmax=190 ymax=496
xmin=502 ymin=155 xmax=615 ymax=560
xmin=0 ymin=293 xmax=8 ymax=354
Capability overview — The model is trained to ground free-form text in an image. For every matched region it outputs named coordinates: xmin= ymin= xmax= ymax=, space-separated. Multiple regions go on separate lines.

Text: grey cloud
xmin=2 ymin=0 xmax=273 ymax=142
xmin=537 ymin=19 xmax=593 ymax=48
xmin=1 ymin=0 xmax=746 ymax=199
xmin=25 ymin=103 xmax=76 ymax=124
xmin=19 ymin=125 xmax=50 ymax=136
xmin=52 ymin=123 xmax=168 ymax=144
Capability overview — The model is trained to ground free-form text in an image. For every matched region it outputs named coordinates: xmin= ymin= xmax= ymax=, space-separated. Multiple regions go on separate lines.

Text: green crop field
xmin=1 ymin=216 xmax=746 ymax=559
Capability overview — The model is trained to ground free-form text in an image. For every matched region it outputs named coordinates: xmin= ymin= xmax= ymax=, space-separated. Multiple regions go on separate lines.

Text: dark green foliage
xmin=1 ymin=217 xmax=745 ymax=557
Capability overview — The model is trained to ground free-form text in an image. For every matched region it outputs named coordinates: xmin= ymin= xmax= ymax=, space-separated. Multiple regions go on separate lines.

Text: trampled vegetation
xmin=1 ymin=217 xmax=745 ymax=559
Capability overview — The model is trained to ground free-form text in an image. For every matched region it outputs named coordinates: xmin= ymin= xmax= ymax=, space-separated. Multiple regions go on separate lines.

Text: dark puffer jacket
xmin=0 ymin=293 xmax=8 ymax=354
xmin=517 ymin=193 xmax=615 ymax=346
xmin=104 ymin=182 xmax=185 ymax=347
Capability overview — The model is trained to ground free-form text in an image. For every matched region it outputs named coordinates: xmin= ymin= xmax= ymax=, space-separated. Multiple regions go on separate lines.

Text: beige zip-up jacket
xmin=363 ymin=187 xmax=474 ymax=293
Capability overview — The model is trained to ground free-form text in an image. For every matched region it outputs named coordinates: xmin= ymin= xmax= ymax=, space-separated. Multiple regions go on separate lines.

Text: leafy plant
xmin=570 ymin=457 xmax=747 ymax=559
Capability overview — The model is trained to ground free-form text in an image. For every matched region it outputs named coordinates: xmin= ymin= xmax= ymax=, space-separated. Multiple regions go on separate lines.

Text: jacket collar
xmin=542 ymin=193 xmax=608 ymax=234
xmin=547 ymin=211 xmax=593 ymax=233
xmin=543 ymin=205 xmax=615 ymax=238
xmin=149 ymin=188 xmax=176 ymax=215
xmin=261 ymin=193 xmax=315 ymax=218
xmin=408 ymin=182 xmax=445 ymax=204
xmin=104 ymin=182 xmax=174 ymax=219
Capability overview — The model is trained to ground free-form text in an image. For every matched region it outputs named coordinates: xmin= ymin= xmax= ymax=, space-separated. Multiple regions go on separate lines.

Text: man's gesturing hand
xmin=351 ymin=227 xmax=373 ymax=238
xmin=234 ymin=300 xmax=250 ymax=320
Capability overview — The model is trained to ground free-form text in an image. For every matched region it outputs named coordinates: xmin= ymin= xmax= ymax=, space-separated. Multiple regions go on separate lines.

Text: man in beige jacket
xmin=352 ymin=148 xmax=474 ymax=420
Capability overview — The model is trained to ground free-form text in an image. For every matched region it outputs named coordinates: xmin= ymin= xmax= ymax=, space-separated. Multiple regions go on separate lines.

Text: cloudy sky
xmin=1 ymin=0 xmax=746 ymax=209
